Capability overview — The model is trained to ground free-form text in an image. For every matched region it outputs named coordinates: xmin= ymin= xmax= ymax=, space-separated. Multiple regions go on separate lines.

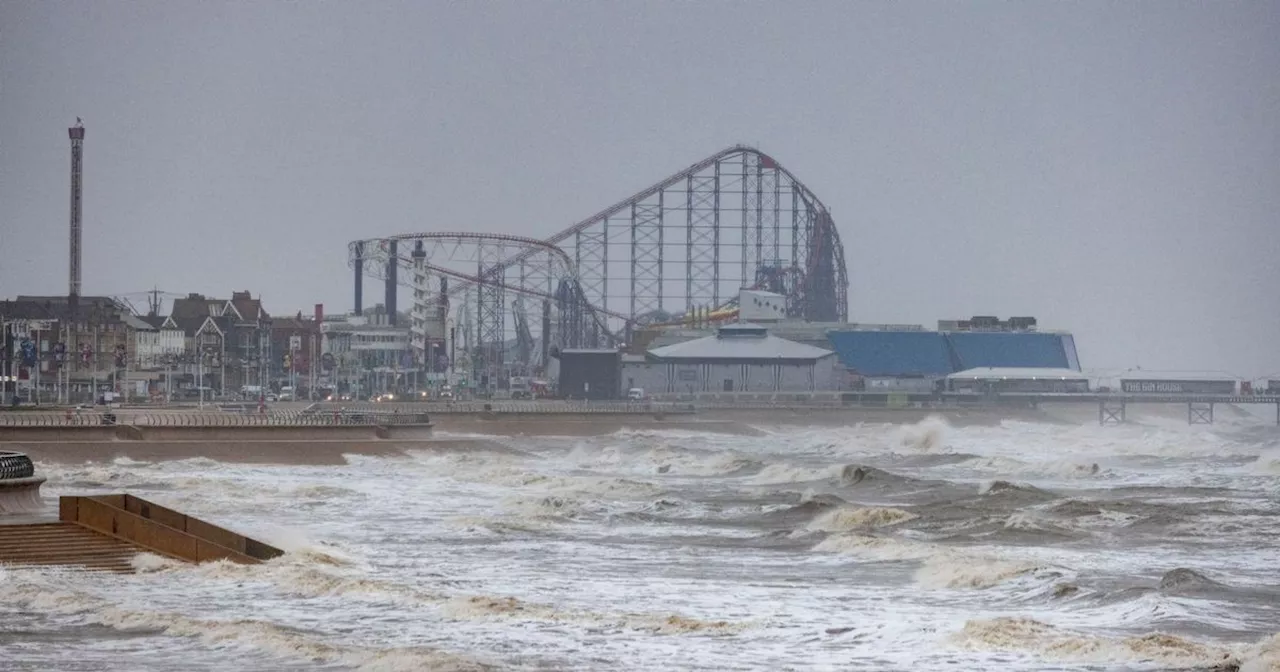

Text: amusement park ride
xmin=347 ymin=145 xmax=850 ymax=388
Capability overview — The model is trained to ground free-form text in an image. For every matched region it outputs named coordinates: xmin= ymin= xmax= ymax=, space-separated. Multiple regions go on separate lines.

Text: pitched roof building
xmin=647 ymin=323 xmax=834 ymax=362
xmin=623 ymin=324 xmax=838 ymax=395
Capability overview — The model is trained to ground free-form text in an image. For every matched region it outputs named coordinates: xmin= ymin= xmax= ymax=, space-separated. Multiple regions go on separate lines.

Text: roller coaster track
xmin=349 ymin=144 xmax=850 ymax=344
xmin=465 ymin=144 xmax=848 ymax=322
xmin=350 ymin=231 xmax=621 ymax=341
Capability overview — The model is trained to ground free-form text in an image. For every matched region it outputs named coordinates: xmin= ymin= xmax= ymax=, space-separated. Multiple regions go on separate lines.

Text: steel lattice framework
xmin=347 ymin=145 xmax=849 ymax=375
xmin=481 ymin=144 xmax=848 ymax=327
xmin=346 ymin=232 xmax=617 ymax=383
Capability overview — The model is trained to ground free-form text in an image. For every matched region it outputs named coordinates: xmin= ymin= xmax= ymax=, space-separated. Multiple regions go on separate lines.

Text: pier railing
xmin=309 ymin=400 xmax=695 ymax=414
xmin=0 ymin=410 xmax=430 ymax=427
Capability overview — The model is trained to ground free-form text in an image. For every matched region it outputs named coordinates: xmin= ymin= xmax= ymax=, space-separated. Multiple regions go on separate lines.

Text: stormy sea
xmin=2 ymin=412 xmax=1278 ymax=671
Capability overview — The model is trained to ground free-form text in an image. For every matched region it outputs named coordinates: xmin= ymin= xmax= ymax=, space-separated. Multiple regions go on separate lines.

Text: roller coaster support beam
xmin=353 ymin=241 xmax=364 ymax=315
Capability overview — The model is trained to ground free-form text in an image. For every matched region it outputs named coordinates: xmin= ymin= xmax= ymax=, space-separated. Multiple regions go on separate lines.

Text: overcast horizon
xmin=2 ymin=1 xmax=1277 ymax=376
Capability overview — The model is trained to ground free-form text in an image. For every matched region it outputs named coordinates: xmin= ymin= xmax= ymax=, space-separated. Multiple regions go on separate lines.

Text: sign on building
xmin=1120 ymin=379 xmax=1237 ymax=395
xmin=6 ymin=319 xmax=54 ymax=334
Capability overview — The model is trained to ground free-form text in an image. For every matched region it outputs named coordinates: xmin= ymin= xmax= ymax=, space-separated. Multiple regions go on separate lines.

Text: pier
xmin=936 ymin=392 xmax=1280 ymax=426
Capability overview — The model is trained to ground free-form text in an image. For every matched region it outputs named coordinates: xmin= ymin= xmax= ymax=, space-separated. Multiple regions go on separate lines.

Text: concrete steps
xmin=0 ymin=522 xmax=140 ymax=573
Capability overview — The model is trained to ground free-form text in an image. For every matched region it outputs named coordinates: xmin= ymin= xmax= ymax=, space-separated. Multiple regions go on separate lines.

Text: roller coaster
xmin=347 ymin=145 xmax=849 ymax=383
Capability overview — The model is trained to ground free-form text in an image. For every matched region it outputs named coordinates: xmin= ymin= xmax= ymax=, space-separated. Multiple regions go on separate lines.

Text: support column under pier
xmin=1188 ymin=401 xmax=1214 ymax=425
xmin=1099 ymin=399 xmax=1126 ymax=426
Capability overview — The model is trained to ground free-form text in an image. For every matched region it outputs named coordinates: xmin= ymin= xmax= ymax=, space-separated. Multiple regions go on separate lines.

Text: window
xmin=723 ymin=379 xmax=734 ymax=392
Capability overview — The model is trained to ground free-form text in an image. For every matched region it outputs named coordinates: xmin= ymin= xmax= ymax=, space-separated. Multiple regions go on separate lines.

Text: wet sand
xmin=5 ymin=437 xmax=543 ymax=465
xmin=7 ymin=403 xmax=1263 ymax=467
xmin=6 ymin=440 xmax=411 ymax=465
xmin=427 ymin=406 xmax=1064 ymax=434
xmin=696 ymin=406 xmax=1056 ymax=427
xmin=429 ymin=415 xmax=766 ymax=436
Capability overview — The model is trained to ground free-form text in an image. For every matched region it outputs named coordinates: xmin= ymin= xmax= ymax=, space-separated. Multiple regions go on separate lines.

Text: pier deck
xmin=938 ymin=392 xmax=1280 ymax=425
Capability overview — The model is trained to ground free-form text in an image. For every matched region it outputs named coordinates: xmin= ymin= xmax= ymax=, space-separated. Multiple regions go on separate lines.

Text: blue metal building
xmin=824 ymin=332 xmax=953 ymax=377
xmin=825 ymin=329 xmax=1081 ymax=383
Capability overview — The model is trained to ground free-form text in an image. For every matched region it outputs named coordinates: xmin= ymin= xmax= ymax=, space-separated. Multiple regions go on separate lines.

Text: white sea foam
xmin=7 ymin=418 xmax=1277 ymax=671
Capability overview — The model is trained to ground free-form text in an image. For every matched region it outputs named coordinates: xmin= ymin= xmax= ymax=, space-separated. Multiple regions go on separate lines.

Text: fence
xmin=0 ymin=410 xmax=430 ymax=427
xmin=647 ymin=392 xmax=847 ymax=408
xmin=310 ymin=400 xmax=695 ymax=414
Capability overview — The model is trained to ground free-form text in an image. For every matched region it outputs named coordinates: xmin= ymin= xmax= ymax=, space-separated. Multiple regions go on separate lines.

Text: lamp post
xmin=197 ymin=348 xmax=204 ymax=409
xmin=32 ymin=324 xmax=41 ymax=406
xmin=219 ymin=332 xmax=226 ymax=400
xmin=444 ymin=316 xmax=454 ymax=386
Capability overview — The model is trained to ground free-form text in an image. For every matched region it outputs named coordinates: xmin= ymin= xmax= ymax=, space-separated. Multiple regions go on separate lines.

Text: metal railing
xmin=0 ymin=410 xmax=430 ymax=427
xmin=0 ymin=412 xmax=111 ymax=427
xmin=311 ymin=400 xmax=695 ymax=414
xmin=130 ymin=411 xmax=431 ymax=426
xmin=0 ymin=451 xmax=36 ymax=479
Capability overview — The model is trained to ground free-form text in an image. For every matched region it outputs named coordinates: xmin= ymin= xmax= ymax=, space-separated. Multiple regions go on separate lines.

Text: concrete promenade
xmin=2 ymin=392 xmax=1275 ymax=441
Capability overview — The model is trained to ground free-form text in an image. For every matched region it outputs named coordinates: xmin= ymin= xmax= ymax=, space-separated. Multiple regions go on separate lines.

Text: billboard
xmin=1120 ymin=379 xmax=1236 ymax=395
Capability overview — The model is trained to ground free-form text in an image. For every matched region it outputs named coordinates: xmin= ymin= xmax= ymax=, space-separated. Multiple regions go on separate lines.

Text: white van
xmin=627 ymin=388 xmax=645 ymax=401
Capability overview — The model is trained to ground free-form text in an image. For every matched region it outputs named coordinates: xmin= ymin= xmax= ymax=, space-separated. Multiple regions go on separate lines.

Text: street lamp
xmin=197 ymin=348 xmax=204 ymax=408
xmin=219 ymin=331 xmax=226 ymax=400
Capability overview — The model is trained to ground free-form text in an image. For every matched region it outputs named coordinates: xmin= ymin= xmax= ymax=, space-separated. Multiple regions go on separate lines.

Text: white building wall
xmin=631 ymin=355 xmax=840 ymax=394
xmin=409 ymin=261 xmax=450 ymax=365
xmin=621 ymin=361 xmax=669 ymax=396
xmin=863 ymin=377 xmax=938 ymax=393
xmin=134 ymin=330 xmax=161 ymax=366
xmin=160 ymin=328 xmax=185 ymax=355
xmin=133 ymin=328 xmax=187 ymax=369
xmin=738 ymin=290 xmax=788 ymax=322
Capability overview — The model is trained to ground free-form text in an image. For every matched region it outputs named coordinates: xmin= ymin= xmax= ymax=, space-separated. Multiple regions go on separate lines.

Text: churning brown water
xmin=2 ymin=412 xmax=1278 ymax=671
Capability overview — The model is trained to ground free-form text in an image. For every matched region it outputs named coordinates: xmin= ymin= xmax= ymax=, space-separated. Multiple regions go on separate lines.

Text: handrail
xmin=97 ymin=494 xmax=284 ymax=561
xmin=59 ymin=495 xmax=271 ymax=565
xmin=0 ymin=410 xmax=432 ymax=426
xmin=0 ymin=451 xmax=35 ymax=479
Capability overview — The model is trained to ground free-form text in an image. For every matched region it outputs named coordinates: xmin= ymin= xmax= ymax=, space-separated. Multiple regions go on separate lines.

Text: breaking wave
xmin=952 ymin=617 xmax=1278 ymax=670
xmin=896 ymin=415 xmax=951 ymax=453
xmin=9 ymin=413 xmax=1278 ymax=670
xmin=0 ymin=570 xmax=488 ymax=671
xmin=806 ymin=506 xmax=918 ymax=532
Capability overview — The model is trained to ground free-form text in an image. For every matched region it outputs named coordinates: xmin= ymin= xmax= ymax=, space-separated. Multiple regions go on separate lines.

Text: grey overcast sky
xmin=1 ymin=1 xmax=1277 ymax=375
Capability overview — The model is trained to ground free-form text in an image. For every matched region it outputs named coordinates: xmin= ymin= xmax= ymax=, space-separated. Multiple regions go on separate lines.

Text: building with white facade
xmin=321 ymin=306 xmax=413 ymax=395
xmin=134 ymin=315 xmax=185 ymax=369
xmin=737 ymin=289 xmax=788 ymax=323
xmin=623 ymin=323 xmax=838 ymax=394
xmin=410 ymin=258 xmax=449 ymax=373
xmin=946 ymin=367 xmax=1090 ymax=394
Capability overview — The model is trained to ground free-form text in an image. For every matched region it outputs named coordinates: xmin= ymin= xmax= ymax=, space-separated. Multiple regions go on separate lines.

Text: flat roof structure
xmin=1117 ymin=369 xmax=1237 ymax=381
xmin=947 ymin=367 xmax=1088 ymax=381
